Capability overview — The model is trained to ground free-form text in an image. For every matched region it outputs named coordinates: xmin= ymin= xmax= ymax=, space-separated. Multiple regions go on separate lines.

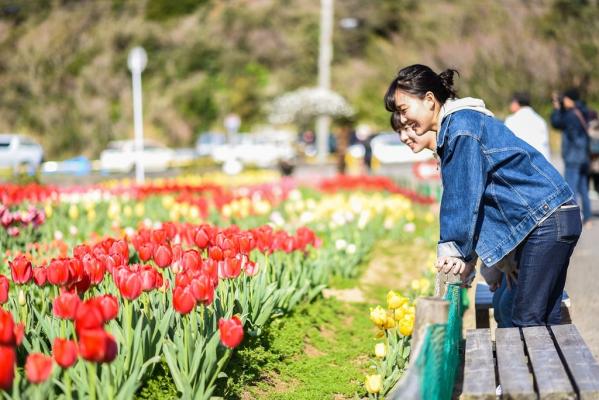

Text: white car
xmin=100 ymin=140 xmax=175 ymax=173
xmin=211 ymin=132 xmax=296 ymax=168
xmin=370 ymin=132 xmax=433 ymax=164
xmin=0 ymin=134 xmax=44 ymax=174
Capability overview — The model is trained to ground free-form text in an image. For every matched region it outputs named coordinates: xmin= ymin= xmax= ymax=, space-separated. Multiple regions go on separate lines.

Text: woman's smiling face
xmin=398 ymin=125 xmax=436 ymax=153
xmin=394 ymin=90 xmax=438 ymax=135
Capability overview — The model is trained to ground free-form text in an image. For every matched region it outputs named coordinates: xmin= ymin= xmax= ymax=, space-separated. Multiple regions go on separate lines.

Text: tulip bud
xmin=374 ymin=343 xmax=386 ymax=359
xmin=18 ymin=289 xmax=26 ymax=306
xmin=364 ymin=374 xmax=382 ymax=394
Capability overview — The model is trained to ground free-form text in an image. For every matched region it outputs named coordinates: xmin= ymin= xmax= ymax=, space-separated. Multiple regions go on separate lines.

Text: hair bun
xmin=438 ymin=69 xmax=459 ymax=98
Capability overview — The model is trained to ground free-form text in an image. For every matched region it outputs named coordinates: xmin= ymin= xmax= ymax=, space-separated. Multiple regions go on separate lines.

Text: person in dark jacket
xmin=551 ymin=89 xmax=593 ymax=226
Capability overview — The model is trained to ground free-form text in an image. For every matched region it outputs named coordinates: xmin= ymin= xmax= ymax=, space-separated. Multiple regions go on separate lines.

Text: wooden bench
xmin=462 ymin=324 xmax=599 ymax=399
xmin=474 ymin=282 xmax=571 ymax=328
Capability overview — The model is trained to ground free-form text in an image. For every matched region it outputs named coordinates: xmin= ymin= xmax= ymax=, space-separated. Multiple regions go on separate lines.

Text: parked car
xmin=370 ymin=132 xmax=433 ymax=164
xmin=100 ymin=140 xmax=174 ymax=173
xmin=41 ymin=156 xmax=92 ymax=176
xmin=210 ymin=131 xmax=296 ymax=168
xmin=0 ymin=134 xmax=44 ymax=175
xmin=195 ymin=132 xmax=226 ymax=157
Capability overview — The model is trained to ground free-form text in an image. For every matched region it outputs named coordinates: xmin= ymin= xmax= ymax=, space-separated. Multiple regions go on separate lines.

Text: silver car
xmin=0 ymin=134 xmax=44 ymax=174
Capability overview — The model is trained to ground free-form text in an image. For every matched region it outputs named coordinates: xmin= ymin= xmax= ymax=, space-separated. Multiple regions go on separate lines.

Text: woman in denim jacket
xmin=384 ymin=64 xmax=582 ymax=327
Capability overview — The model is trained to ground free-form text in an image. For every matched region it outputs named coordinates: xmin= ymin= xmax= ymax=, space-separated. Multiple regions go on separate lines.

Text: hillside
xmin=0 ymin=0 xmax=598 ymax=158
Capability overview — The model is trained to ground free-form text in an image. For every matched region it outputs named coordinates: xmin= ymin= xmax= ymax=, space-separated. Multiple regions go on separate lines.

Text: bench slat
xmin=551 ymin=324 xmax=599 ymax=399
xmin=495 ymin=328 xmax=536 ymax=399
xmin=522 ymin=326 xmax=576 ymax=399
xmin=462 ymin=329 xmax=496 ymax=400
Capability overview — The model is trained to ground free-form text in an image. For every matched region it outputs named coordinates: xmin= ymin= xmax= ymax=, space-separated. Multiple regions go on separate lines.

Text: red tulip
xmin=181 ymin=250 xmax=201 ymax=271
xmin=67 ymin=258 xmax=85 ymax=283
xmin=151 ymin=229 xmax=166 ymax=245
xmin=172 ymin=286 xmax=196 ymax=314
xmin=47 ymin=259 xmax=70 ymax=286
xmin=74 ymin=299 xmax=104 ymax=334
xmin=9 ymin=255 xmax=32 ymax=284
xmin=209 ymin=245 xmax=224 ymax=261
xmin=0 ymin=309 xmax=15 ymax=345
xmin=53 ymin=291 xmax=81 ymax=320
xmin=140 ymin=266 xmax=158 ymax=292
xmin=189 ymin=275 xmax=215 ymax=305
xmin=52 ymin=338 xmax=78 ymax=368
xmin=25 ymin=353 xmax=53 ymax=384
xmin=194 ymin=227 xmax=210 ymax=248
xmin=154 ymin=245 xmax=173 ymax=268
xmin=78 ymin=329 xmax=117 ymax=363
xmin=94 ymin=295 xmax=119 ymax=322
xmin=118 ymin=272 xmax=142 ymax=300
xmin=32 ymin=267 xmax=48 ymax=287
xmin=0 ymin=275 xmax=9 ymax=304
xmin=82 ymin=254 xmax=105 ymax=285
xmin=218 ymin=316 xmax=244 ymax=349
xmin=13 ymin=323 xmax=24 ymax=346
xmin=219 ymin=257 xmax=241 ymax=279
xmin=244 ymin=260 xmax=259 ymax=277
xmin=110 ymin=240 xmax=129 ymax=261
xmin=0 ymin=345 xmax=16 ymax=390
xmin=137 ymin=242 xmax=154 ymax=262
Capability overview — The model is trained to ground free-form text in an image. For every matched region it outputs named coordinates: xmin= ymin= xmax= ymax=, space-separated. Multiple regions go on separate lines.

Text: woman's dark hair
xmin=384 ymin=64 xmax=459 ymax=112
xmin=390 ymin=111 xmax=404 ymax=133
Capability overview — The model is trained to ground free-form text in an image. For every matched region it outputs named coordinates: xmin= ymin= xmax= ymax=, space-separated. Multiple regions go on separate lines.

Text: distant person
xmin=551 ymin=88 xmax=593 ymax=227
xmin=505 ymin=92 xmax=551 ymax=161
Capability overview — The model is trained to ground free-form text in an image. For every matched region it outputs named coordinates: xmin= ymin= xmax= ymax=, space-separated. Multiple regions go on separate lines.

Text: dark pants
xmin=565 ymin=162 xmax=592 ymax=222
xmin=496 ymin=203 xmax=581 ymax=327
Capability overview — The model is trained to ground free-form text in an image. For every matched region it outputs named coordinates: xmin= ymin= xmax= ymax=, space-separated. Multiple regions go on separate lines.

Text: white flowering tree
xmin=268 ymin=87 xmax=354 ymax=125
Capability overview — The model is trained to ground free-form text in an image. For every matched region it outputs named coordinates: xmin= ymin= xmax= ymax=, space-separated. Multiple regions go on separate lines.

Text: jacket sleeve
xmin=551 ymin=109 xmax=566 ymax=130
xmin=437 ymin=134 xmax=488 ymax=261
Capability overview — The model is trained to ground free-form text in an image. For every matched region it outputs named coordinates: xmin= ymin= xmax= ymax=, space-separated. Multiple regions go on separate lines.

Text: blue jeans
xmin=564 ymin=162 xmax=592 ymax=222
xmin=494 ymin=202 xmax=581 ymax=327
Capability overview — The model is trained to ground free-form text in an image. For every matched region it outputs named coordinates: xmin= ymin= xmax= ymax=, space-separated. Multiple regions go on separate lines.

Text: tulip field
xmin=0 ymin=172 xmax=438 ymax=399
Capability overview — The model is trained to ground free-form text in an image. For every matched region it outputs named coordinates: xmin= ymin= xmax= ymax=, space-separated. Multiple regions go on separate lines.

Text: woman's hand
xmin=436 ymin=256 xmax=466 ymax=275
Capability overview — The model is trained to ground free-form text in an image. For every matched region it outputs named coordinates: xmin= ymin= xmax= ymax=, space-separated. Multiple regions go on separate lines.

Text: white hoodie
xmin=438 ymin=97 xmax=495 ymax=125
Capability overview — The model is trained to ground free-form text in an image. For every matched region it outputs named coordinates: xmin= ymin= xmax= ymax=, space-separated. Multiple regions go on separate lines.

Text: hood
xmin=438 ymin=97 xmax=495 ymax=123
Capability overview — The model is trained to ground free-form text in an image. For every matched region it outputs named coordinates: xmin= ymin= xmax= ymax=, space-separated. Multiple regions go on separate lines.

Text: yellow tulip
xmin=387 ymin=291 xmax=407 ymax=309
xmin=374 ymin=343 xmax=386 ymax=359
xmin=364 ymin=374 xmax=382 ymax=394
xmin=369 ymin=306 xmax=387 ymax=328
xmin=44 ymin=203 xmax=53 ymax=218
xmin=123 ymin=205 xmax=132 ymax=218
xmin=394 ymin=307 xmax=405 ymax=321
xmin=87 ymin=209 xmax=96 ymax=221
xmin=134 ymin=203 xmax=145 ymax=217
xmin=411 ymin=279 xmax=421 ymax=291
xmin=384 ymin=316 xmax=396 ymax=330
xmin=68 ymin=204 xmax=79 ymax=220
xmin=399 ymin=319 xmax=414 ymax=336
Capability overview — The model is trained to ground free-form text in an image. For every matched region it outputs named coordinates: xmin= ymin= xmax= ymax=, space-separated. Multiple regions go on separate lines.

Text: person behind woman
xmin=385 ymin=64 xmax=582 ymax=327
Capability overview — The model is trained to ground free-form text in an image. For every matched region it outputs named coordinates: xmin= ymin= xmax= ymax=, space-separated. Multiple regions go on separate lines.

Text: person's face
xmin=394 ymin=90 xmax=438 ymax=135
xmin=509 ymin=100 xmax=520 ymax=114
xmin=398 ymin=125 xmax=436 ymax=153
xmin=563 ymin=96 xmax=576 ymax=109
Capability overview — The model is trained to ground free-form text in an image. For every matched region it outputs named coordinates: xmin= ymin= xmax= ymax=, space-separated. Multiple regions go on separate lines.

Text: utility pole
xmin=316 ymin=0 xmax=333 ymax=164
xmin=127 ymin=47 xmax=147 ymax=184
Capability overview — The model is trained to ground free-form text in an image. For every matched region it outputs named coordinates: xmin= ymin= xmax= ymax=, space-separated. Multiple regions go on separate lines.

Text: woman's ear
xmin=425 ymin=91 xmax=436 ymax=110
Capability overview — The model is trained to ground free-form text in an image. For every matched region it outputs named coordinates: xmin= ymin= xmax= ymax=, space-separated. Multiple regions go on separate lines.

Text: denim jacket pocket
xmin=556 ymin=206 xmax=582 ymax=243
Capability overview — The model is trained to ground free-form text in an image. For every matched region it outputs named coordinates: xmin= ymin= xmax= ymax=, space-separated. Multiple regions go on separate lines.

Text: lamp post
xmin=316 ymin=0 xmax=333 ymax=164
xmin=127 ymin=46 xmax=147 ymax=184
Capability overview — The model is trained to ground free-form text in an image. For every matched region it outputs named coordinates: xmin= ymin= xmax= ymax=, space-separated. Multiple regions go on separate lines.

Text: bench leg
xmin=475 ymin=308 xmax=490 ymax=329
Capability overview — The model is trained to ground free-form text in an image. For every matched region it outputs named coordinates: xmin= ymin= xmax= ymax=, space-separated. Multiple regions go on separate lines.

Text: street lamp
xmin=127 ymin=46 xmax=147 ymax=184
xmin=316 ymin=0 xmax=334 ymax=164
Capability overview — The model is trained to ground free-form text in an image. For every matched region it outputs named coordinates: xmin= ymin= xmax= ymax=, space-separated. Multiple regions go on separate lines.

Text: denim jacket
xmin=550 ymin=103 xmax=590 ymax=164
xmin=437 ymin=108 xmax=573 ymax=267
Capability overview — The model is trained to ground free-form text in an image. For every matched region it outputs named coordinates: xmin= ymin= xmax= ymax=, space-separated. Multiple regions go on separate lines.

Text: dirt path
xmin=323 ymin=239 xmax=435 ymax=304
xmin=564 ymin=199 xmax=599 ymax=358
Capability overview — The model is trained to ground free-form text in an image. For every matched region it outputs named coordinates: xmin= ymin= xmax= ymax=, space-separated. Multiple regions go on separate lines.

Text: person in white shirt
xmin=505 ymin=92 xmax=551 ymax=161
